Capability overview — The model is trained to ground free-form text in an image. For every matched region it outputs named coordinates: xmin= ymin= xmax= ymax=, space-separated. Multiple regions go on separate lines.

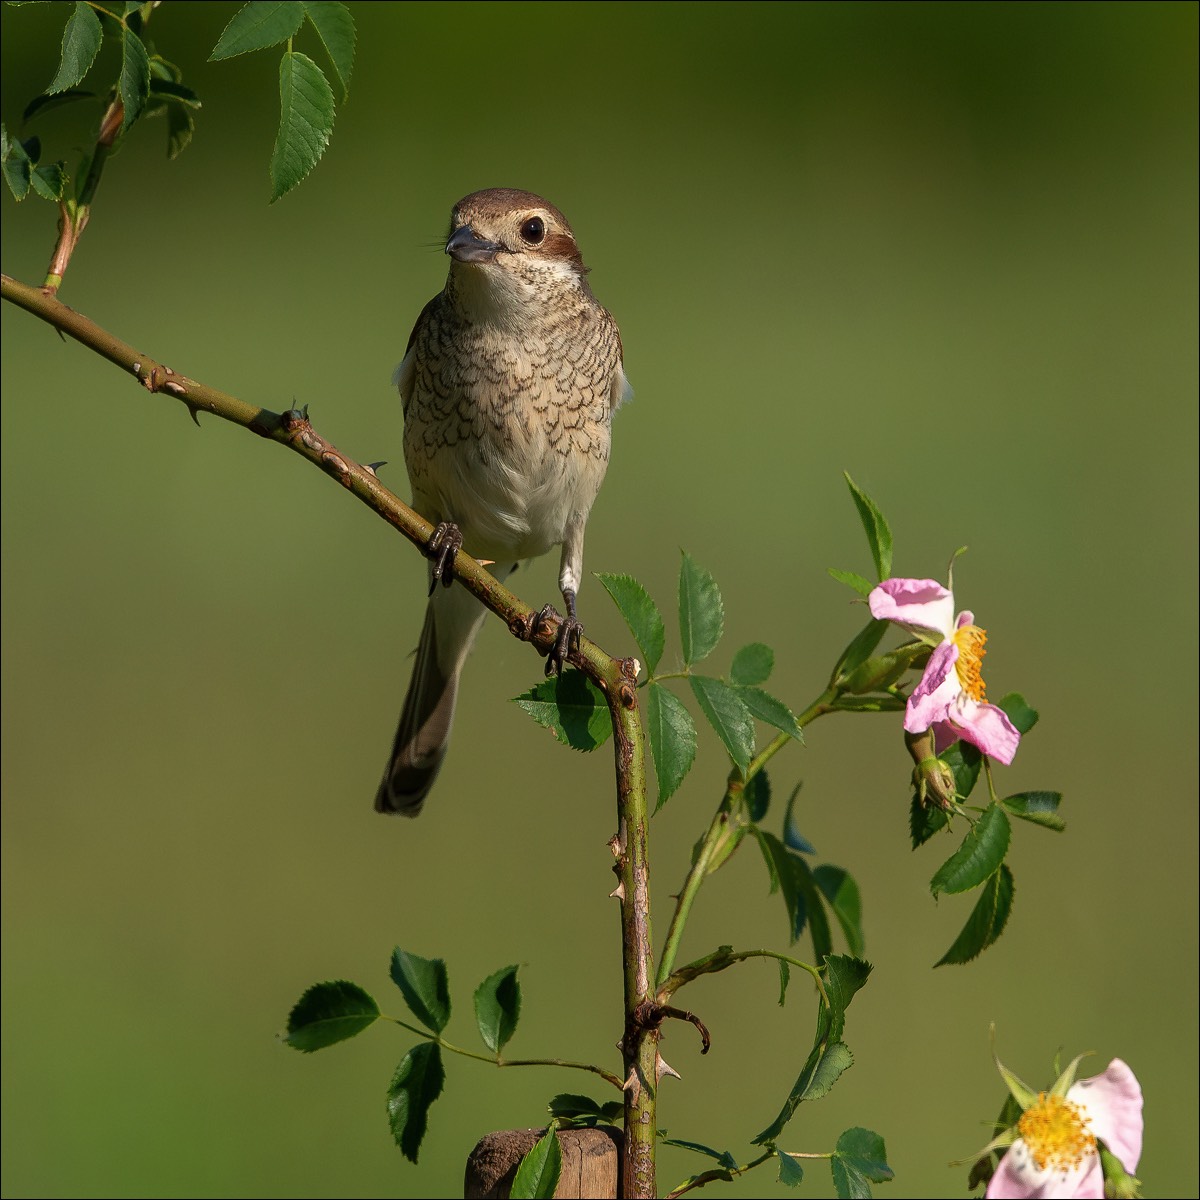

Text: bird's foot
xmin=534 ymin=601 xmax=583 ymax=677
xmin=426 ymin=522 xmax=463 ymax=594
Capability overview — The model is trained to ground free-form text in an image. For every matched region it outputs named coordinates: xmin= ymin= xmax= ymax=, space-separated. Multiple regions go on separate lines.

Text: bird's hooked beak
xmin=446 ymin=224 xmax=503 ymax=264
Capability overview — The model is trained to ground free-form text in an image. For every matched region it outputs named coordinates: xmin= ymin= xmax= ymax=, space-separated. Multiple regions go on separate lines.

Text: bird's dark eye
xmin=519 ymin=216 xmax=546 ymax=245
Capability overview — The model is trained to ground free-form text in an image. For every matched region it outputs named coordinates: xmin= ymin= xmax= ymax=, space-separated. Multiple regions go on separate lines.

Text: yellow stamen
xmin=952 ymin=623 xmax=988 ymax=701
xmin=1017 ymin=1092 xmax=1096 ymax=1172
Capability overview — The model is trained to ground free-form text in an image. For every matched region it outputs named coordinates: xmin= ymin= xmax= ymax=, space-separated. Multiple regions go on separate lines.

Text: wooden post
xmin=465 ymin=1127 xmax=622 ymax=1199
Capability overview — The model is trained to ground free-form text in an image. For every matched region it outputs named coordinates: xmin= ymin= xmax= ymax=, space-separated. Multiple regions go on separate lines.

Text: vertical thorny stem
xmin=600 ymin=655 xmax=656 ymax=1198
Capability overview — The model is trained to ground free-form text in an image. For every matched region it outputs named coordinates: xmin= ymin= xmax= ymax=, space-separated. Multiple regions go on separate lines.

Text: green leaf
xmin=689 ymin=675 xmax=754 ymax=770
xmin=745 ymin=769 xmax=770 ymax=822
xmin=23 ymin=89 xmax=95 ymax=123
xmin=777 ymin=959 xmax=790 ymax=1006
xmin=389 ymin=948 xmax=450 ymax=1033
xmin=831 ymin=1127 xmax=894 ymax=1198
xmin=119 ymin=27 xmax=151 ymax=131
xmin=940 ymin=740 xmax=982 ymax=799
xmin=165 ymin=101 xmax=195 ymax=160
xmin=814 ymin=865 xmax=864 ymax=957
xmin=844 ymin=473 xmax=893 ymax=581
xmin=909 ymin=796 xmax=950 ymax=848
xmin=830 ymin=694 xmax=907 ymax=712
xmin=283 ymin=979 xmax=379 ymax=1051
xmin=473 ymin=965 xmax=521 ymax=1055
xmin=1001 ymin=791 xmax=1065 ymax=832
xmin=2 ymin=129 xmax=34 ymax=200
xmin=386 ymin=1043 xmax=444 ymax=1163
xmin=821 ymin=955 xmax=872 ymax=1043
xmin=784 ymin=783 xmax=817 ymax=855
xmin=930 ymin=802 xmax=1011 ymax=897
xmin=512 ymin=669 xmax=613 ymax=752
xmin=678 ymin=551 xmax=724 ymax=665
xmin=547 ymin=1093 xmax=623 ymax=1127
xmin=511 ymin=1126 xmax=562 ymax=1200
xmin=301 ymin=0 xmax=355 ymax=96
xmin=149 ymin=78 xmax=201 ymax=107
xmin=832 ymin=618 xmax=888 ymax=680
xmin=210 ymin=0 xmax=306 ymax=59
xmin=839 ymin=642 xmax=927 ymax=694
xmin=935 ymin=864 xmax=1014 ymax=966
xmin=30 ymin=160 xmax=66 ymax=200
xmin=645 ymin=681 xmax=696 ymax=807
xmin=754 ymin=831 xmax=829 ymax=950
xmin=777 ymin=1151 xmax=805 ymax=1186
xmin=998 ymin=692 xmax=1039 ymax=734
xmin=755 ymin=1041 xmax=853 ymax=1143
xmin=597 ymin=572 xmax=665 ymax=673
xmin=270 ymin=51 xmax=334 ymax=201
xmin=738 ymin=686 xmax=804 ymax=742
xmin=731 ymin=642 xmax=774 ymax=685
xmin=827 ymin=567 xmax=874 ymax=598
xmin=796 ymin=856 xmax=833 ymax=960
xmin=47 ymin=2 xmax=102 ymax=93
xmin=661 ymin=1139 xmax=739 ymax=1171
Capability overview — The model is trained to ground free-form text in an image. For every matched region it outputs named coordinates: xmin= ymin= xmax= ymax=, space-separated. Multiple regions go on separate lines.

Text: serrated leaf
xmin=909 ymin=796 xmax=950 ymax=847
xmin=597 ymin=572 xmax=665 ymax=673
xmin=512 ymin=669 xmax=613 ymax=752
xmin=827 ymin=567 xmax=874 ymax=598
xmin=755 ymin=1041 xmax=853 ymax=1143
xmin=930 ymin=802 xmax=1011 ymax=897
xmin=844 ymin=473 xmax=893 ymax=581
xmin=814 ymin=865 xmax=864 ymax=957
xmin=283 ymin=979 xmax=379 ymax=1051
xmin=831 ymin=1126 xmax=894 ymax=1198
xmin=386 ymin=1043 xmax=444 ymax=1163
xmin=270 ymin=51 xmax=334 ymax=201
xmin=777 ymin=1151 xmax=805 ymax=1186
xmin=473 ymin=965 xmax=521 ymax=1055
xmin=30 ymin=159 xmax=66 ymax=199
xmin=745 ymin=769 xmax=770 ymax=822
xmin=547 ymin=1093 xmax=623 ymax=1127
xmin=389 ymin=948 xmax=450 ymax=1033
xmin=210 ymin=0 xmax=306 ymax=59
xmin=940 ymin=739 xmax=982 ymax=799
xmin=119 ymin=27 xmax=150 ymax=131
xmin=678 ymin=551 xmax=724 ymax=665
xmin=302 ymin=0 xmax=355 ymax=96
xmin=23 ymin=89 xmax=95 ymax=123
xmin=935 ymin=864 xmax=1014 ymax=966
xmin=821 ymin=955 xmax=872 ymax=1043
xmin=149 ymin=79 xmax=201 ymax=107
xmin=831 ymin=694 xmax=907 ymax=713
xmin=2 ymin=131 xmax=33 ymax=199
xmin=1002 ymin=791 xmax=1065 ymax=832
xmin=511 ymin=1126 xmax=562 ymax=1200
xmin=784 ymin=784 xmax=817 ymax=855
xmin=997 ymin=692 xmax=1039 ymax=734
xmin=165 ymin=101 xmax=194 ymax=159
xmin=690 ymin=675 xmax=754 ymax=770
xmin=738 ymin=685 xmax=804 ymax=741
xmin=731 ymin=642 xmax=774 ymax=685
xmin=47 ymin=2 xmax=102 ymax=93
xmin=754 ymin=831 xmax=828 ymax=949
xmin=645 ymin=681 xmax=696 ymax=807
xmin=661 ymin=1139 xmax=739 ymax=1171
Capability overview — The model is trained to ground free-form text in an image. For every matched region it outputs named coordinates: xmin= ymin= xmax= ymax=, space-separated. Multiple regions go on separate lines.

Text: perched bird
xmin=375 ymin=188 xmax=629 ymax=816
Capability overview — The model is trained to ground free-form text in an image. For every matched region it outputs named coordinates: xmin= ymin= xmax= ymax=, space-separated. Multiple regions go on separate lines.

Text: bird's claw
xmin=426 ymin=522 xmax=463 ymax=594
xmin=534 ymin=604 xmax=583 ymax=676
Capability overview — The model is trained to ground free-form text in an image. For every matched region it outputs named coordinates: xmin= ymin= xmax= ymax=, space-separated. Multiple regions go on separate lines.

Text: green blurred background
xmin=2 ymin=3 xmax=1196 ymax=1196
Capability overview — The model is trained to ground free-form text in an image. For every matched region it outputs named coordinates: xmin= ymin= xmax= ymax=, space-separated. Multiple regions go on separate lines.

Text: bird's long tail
xmin=374 ymin=568 xmax=511 ymax=816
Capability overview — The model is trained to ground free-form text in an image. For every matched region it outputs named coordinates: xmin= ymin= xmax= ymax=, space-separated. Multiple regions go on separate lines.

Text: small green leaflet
xmin=678 ymin=551 xmax=724 ymax=665
xmin=661 ymin=1138 xmax=739 ymax=1171
xmin=47 ymin=2 xmax=102 ymax=94
xmin=940 ymin=740 xmax=982 ymax=799
xmin=389 ymin=948 xmax=450 ymax=1034
xmin=909 ymin=795 xmax=950 ymax=848
xmin=689 ymin=675 xmax=754 ymax=770
xmin=301 ymin=1 xmax=356 ymax=96
xmin=645 ymin=681 xmax=696 ymax=807
xmin=998 ymin=692 xmax=1039 ymax=734
xmin=777 ymin=1150 xmax=805 ymax=1186
xmin=738 ymin=685 xmax=804 ymax=741
xmin=730 ymin=642 xmax=774 ymax=685
xmin=282 ymin=979 xmax=379 ymax=1051
xmin=754 ymin=1041 xmax=854 ymax=1143
xmin=547 ymin=1093 xmax=623 ymax=1127
xmin=210 ymin=1 xmax=306 ymax=59
xmin=814 ymin=865 xmax=865 ymax=957
xmin=930 ymin=803 xmax=1011 ymax=897
xmin=473 ymin=965 xmax=521 ymax=1055
xmin=843 ymin=473 xmax=893 ymax=581
xmin=830 ymin=1127 xmax=894 ymax=1199
xmin=511 ymin=1127 xmax=562 ymax=1200
xmin=596 ymin=572 xmax=665 ymax=674
xmin=935 ymin=864 xmax=1015 ymax=966
xmin=270 ymin=50 xmax=333 ymax=202
xmin=119 ymin=27 xmax=150 ymax=132
xmin=386 ymin=1043 xmax=444 ymax=1163
xmin=1002 ymin=791 xmax=1065 ymax=832
xmin=512 ymin=669 xmax=613 ymax=752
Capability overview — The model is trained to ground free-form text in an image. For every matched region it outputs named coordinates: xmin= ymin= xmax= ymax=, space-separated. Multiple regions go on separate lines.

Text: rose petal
xmin=945 ymin=698 xmax=1020 ymax=764
xmin=986 ymin=1139 xmax=1102 ymax=1198
xmin=904 ymin=641 xmax=962 ymax=733
xmin=868 ymin=578 xmax=956 ymax=636
xmin=1070 ymin=1059 xmax=1143 ymax=1174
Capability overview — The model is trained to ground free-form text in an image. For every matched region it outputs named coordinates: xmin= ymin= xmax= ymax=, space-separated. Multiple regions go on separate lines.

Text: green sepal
xmin=386 ymin=1042 xmax=444 ymax=1163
